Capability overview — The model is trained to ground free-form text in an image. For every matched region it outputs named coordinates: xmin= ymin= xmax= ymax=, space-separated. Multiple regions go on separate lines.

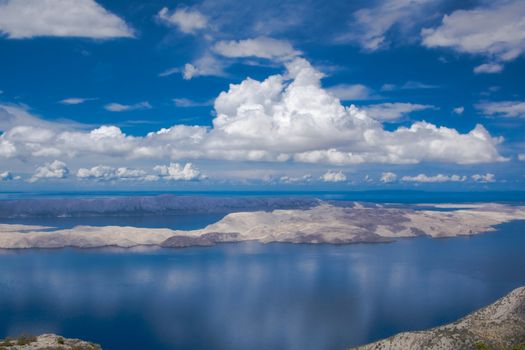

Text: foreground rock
xmin=0 ymin=333 xmax=101 ymax=349
xmin=352 ymin=286 xmax=525 ymax=350
xmin=0 ymin=202 xmax=524 ymax=249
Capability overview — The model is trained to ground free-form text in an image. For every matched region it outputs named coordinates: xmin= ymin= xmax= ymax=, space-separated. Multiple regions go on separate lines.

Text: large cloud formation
xmin=0 ymin=58 xmax=506 ymax=167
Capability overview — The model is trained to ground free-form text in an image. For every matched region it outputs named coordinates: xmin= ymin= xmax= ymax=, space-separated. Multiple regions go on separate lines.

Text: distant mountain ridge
xmin=0 ymin=195 xmax=320 ymax=218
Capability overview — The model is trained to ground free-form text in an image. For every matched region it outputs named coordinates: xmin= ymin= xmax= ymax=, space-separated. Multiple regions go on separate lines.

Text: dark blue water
xmin=0 ymin=221 xmax=524 ymax=350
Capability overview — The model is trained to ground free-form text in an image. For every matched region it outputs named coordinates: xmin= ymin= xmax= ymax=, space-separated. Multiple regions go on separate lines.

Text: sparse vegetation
xmin=0 ymin=336 xmax=13 ymax=347
xmin=16 ymin=334 xmax=37 ymax=345
xmin=0 ymin=334 xmax=101 ymax=349
xmin=475 ymin=343 xmax=525 ymax=350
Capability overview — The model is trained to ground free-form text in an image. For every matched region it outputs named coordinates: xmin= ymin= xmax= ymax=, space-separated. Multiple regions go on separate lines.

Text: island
xmin=0 ymin=201 xmax=524 ymax=249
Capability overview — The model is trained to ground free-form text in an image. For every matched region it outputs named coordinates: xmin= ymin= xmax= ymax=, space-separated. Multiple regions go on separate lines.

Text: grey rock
xmin=0 ymin=333 xmax=101 ymax=349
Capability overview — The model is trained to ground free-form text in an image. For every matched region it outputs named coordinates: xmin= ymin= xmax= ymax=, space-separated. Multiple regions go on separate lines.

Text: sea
xmin=0 ymin=191 xmax=524 ymax=350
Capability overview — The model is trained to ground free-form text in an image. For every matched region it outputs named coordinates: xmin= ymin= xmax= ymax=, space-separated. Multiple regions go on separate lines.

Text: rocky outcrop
xmin=0 ymin=202 xmax=524 ymax=249
xmin=352 ymin=287 xmax=525 ymax=350
xmin=0 ymin=333 xmax=101 ymax=349
xmin=160 ymin=232 xmax=242 ymax=248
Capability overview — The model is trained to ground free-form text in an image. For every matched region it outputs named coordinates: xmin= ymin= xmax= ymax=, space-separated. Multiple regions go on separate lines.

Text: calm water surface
xmin=0 ymin=220 xmax=524 ymax=350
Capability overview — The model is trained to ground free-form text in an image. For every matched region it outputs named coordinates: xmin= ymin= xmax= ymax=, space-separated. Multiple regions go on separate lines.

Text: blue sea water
xmin=0 ymin=220 xmax=524 ymax=350
xmin=0 ymin=213 xmax=226 ymax=230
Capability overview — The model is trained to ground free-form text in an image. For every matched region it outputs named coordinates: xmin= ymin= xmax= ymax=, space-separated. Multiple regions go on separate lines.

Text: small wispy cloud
xmin=59 ymin=97 xmax=97 ymax=105
xmin=157 ymin=7 xmax=208 ymax=34
xmin=327 ymin=84 xmax=377 ymax=101
xmin=159 ymin=67 xmax=180 ymax=77
xmin=362 ymin=102 xmax=434 ymax=122
xmin=181 ymin=55 xmax=227 ymax=80
xmin=381 ymin=81 xmax=439 ymax=91
xmin=422 ymin=0 xmax=525 ymax=74
xmin=173 ymin=98 xmax=213 ymax=107
xmin=474 ymin=63 xmax=504 ymax=74
xmin=104 ymin=101 xmax=152 ymax=112
xmin=476 ymin=101 xmax=525 ymax=118
xmin=212 ymin=37 xmax=301 ymax=60
xmin=453 ymin=106 xmax=464 ymax=115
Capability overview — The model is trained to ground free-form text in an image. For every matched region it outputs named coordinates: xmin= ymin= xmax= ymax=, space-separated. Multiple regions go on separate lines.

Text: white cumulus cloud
xmin=320 ymin=170 xmax=346 ymax=183
xmin=401 ymin=173 xmax=466 ymax=183
xmin=153 ymin=163 xmax=202 ymax=181
xmin=0 ymin=0 xmax=133 ymax=39
xmin=29 ymin=160 xmax=69 ymax=183
xmin=0 ymin=140 xmax=17 ymax=158
xmin=77 ymin=165 xmax=147 ymax=181
xmin=380 ymin=172 xmax=397 ymax=183
xmin=279 ymin=174 xmax=312 ymax=184
xmin=471 ymin=173 xmax=496 ymax=183
xmin=0 ymin=58 xmax=507 ymax=168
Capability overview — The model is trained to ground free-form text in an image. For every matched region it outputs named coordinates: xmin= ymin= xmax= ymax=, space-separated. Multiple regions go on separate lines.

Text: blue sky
xmin=0 ymin=0 xmax=524 ymax=191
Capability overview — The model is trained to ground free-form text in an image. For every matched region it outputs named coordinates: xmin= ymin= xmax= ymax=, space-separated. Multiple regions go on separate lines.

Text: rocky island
xmin=0 ymin=201 xmax=524 ymax=249
xmin=351 ymin=286 xmax=525 ymax=350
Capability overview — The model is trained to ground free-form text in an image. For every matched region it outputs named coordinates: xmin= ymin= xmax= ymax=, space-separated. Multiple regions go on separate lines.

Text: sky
xmin=0 ymin=0 xmax=524 ymax=191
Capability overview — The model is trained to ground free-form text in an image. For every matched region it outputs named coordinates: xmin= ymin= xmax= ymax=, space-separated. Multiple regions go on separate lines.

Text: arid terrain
xmin=0 ymin=202 xmax=524 ymax=249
